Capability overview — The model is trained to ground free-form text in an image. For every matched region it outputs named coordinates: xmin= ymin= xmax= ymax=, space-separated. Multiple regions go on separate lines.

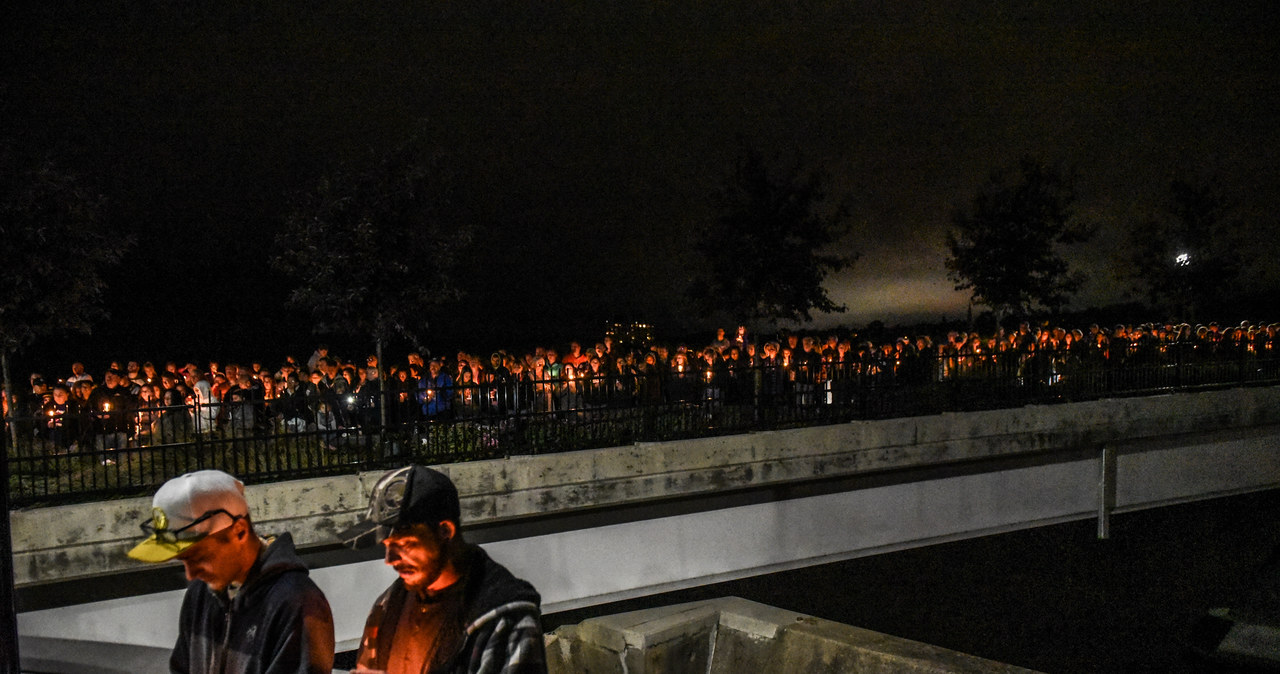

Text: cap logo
xmin=368 ymin=465 xmax=413 ymax=524
xmin=152 ymin=507 xmax=169 ymax=532
xmin=385 ymin=481 xmax=405 ymax=509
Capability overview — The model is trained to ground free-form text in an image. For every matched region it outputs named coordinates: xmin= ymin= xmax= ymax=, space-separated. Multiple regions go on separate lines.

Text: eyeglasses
xmin=140 ymin=508 xmax=244 ymax=543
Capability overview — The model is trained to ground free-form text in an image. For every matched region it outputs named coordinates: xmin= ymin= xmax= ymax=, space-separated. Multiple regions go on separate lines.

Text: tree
xmin=0 ymin=149 xmax=128 ymax=672
xmin=688 ymin=144 xmax=855 ymax=325
xmin=272 ymin=140 xmax=472 ymax=372
xmin=1117 ymin=177 xmax=1245 ymax=321
xmin=945 ymin=157 xmax=1093 ymax=319
xmin=0 ymin=149 xmax=130 ymax=437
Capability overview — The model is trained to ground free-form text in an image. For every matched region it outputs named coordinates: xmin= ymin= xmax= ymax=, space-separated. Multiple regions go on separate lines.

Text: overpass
xmin=13 ymin=386 xmax=1280 ymax=661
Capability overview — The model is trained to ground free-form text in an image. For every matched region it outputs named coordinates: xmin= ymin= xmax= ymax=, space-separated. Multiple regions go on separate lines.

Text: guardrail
xmin=5 ymin=344 xmax=1279 ymax=507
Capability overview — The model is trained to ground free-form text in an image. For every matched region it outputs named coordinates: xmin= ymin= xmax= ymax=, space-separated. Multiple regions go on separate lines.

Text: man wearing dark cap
xmin=130 ymin=470 xmax=335 ymax=674
xmin=343 ymin=465 xmax=546 ymax=674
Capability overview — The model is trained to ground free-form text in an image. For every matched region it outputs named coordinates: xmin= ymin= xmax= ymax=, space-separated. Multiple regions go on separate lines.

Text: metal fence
xmin=6 ymin=343 xmax=1280 ymax=507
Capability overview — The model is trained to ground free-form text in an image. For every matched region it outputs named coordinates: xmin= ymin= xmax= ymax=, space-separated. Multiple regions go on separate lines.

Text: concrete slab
xmin=548 ymin=597 xmax=1041 ymax=674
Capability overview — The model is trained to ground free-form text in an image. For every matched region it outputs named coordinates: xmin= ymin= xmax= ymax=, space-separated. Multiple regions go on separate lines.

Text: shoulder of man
xmin=457 ymin=593 xmax=545 ymax=674
xmin=460 ymin=546 xmax=541 ymax=627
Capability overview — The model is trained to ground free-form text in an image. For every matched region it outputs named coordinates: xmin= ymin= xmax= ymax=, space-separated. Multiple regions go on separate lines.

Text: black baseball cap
xmin=339 ymin=465 xmax=461 ymax=549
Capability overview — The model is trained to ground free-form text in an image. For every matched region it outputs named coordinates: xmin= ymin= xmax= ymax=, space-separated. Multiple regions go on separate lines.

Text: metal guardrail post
xmin=1098 ymin=445 xmax=1116 ymax=540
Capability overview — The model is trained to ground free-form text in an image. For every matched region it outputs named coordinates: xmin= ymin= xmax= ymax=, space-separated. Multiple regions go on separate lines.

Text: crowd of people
xmin=6 ymin=319 xmax=1277 ymax=456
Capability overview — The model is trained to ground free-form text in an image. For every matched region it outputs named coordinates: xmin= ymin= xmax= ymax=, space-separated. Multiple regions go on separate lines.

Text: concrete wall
xmin=12 ymin=386 xmax=1280 ymax=586
xmin=17 ymin=387 xmax=1280 ymax=653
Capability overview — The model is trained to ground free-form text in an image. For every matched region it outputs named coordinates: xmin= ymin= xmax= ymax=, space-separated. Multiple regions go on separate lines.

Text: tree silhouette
xmin=0 ymin=149 xmax=130 ymax=433
xmin=946 ymin=157 xmax=1093 ymax=319
xmin=1117 ymin=177 xmax=1244 ymax=321
xmin=272 ymin=140 xmax=472 ymax=364
xmin=688 ymin=144 xmax=855 ymax=325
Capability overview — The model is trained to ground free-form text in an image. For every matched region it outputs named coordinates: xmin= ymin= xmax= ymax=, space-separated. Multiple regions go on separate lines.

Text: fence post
xmin=1176 ymin=342 xmax=1185 ymax=389
xmin=193 ymin=401 xmax=206 ymax=470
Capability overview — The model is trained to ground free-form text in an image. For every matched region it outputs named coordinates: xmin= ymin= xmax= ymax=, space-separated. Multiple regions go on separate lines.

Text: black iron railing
xmin=6 ymin=343 xmax=1279 ymax=507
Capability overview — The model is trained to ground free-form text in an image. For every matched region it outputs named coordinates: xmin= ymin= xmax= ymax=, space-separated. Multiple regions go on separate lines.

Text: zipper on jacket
xmin=211 ymin=603 xmax=233 ymax=674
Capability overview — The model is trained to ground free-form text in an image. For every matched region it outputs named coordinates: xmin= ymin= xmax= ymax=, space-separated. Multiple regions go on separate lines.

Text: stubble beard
xmin=397 ymin=557 xmax=446 ymax=592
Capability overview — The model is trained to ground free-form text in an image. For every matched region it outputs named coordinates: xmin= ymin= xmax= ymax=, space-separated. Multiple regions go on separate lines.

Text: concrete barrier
xmin=547 ymin=596 xmax=1039 ymax=673
xmin=12 ymin=387 xmax=1280 ymax=585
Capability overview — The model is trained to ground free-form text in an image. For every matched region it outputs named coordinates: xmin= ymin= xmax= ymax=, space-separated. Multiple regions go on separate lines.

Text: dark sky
xmin=5 ymin=1 xmax=1279 ymax=367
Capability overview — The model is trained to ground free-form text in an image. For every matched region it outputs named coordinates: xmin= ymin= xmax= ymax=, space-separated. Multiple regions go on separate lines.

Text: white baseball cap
xmin=127 ymin=470 xmax=250 ymax=563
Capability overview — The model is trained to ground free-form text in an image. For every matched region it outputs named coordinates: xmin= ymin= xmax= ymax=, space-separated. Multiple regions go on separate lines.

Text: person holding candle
xmin=343 ymin=465 xmax=545 ymax=674
xmin=418 ymin=358 xmax=454 ymax=419
xmin=41 ymin=383 xmax=83 ymax=452
xmin=87 ymin=368 xmax=136 ymax=460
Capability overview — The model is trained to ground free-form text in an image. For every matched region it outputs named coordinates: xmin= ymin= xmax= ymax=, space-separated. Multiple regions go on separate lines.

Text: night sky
xmin=5 ymin=1 xmax=1279 ymax=372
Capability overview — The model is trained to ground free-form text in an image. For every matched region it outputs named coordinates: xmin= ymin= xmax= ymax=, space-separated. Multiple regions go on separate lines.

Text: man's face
xmin=175 ymin=521 xmax=244 ymax=593
xmin=383 ymin=523 xmax=452 ymax=592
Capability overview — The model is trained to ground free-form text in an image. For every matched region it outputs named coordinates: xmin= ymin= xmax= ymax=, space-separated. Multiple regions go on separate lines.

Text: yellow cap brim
xmin=127 ymin=535 xmax=198 ymax=563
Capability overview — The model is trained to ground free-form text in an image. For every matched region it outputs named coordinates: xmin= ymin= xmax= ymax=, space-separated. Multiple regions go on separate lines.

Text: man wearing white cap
xmin=129 ymin=469 xmax=335 ymax=674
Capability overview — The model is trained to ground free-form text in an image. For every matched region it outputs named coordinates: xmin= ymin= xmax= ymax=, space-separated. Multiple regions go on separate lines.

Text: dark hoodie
xmin=357 ymin=544 xmax=546 ymax=674
xmin=170 ymin=532 xmax=335 ymax=674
